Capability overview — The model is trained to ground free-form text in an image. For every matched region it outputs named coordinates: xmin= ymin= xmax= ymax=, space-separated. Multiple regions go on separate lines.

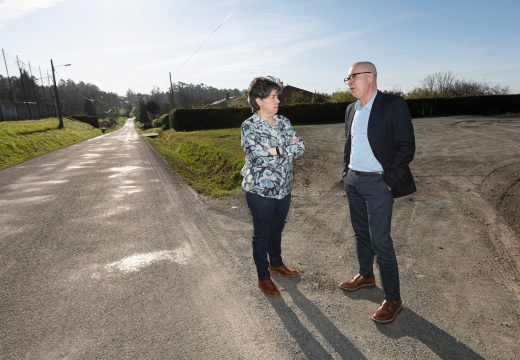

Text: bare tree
xmin=408 ymin=71 xmax=509 ymax=98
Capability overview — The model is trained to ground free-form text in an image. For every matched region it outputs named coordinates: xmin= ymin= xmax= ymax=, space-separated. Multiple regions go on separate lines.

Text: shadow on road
xmin=343 ymin=290 xmax=486 ymax=360
xmin=268 ymin=276 xmax=367 ymax=359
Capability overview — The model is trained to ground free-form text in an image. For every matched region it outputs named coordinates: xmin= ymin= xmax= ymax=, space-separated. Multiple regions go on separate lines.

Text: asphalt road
xmin=0 ymin=119 xmax=280 ymax=359
xmin=1 ymin=117 xmax=518 ymax=359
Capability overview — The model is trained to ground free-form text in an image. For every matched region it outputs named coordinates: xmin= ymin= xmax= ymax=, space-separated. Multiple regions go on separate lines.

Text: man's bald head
xmin=346 ymin=61 xmax=378 ymax=105
xmin=352 ymin=61 xmax=377 ymax=77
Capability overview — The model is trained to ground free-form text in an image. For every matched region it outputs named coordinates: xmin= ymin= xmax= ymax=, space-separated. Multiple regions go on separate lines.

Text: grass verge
xmin=146 ymin=128 xmax=244 ymax=197
xmin=0 ymin=117 xmax=124 ymax=170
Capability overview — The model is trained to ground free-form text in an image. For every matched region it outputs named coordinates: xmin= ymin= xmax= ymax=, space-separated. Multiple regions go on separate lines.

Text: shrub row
xmin=166 ymin=102 xmax=351 ymax=131
xmin=159 ymin=94 xmax=520 ymax=132
xmin=69 ymin=115 xmax=118 ymax=128
xmin=407 ymin=94 xmax=520 ymax=117
xmin=168 ymin=108 xmax=251 ymax=131
xmin=69 ymin=115 xmax=99 ymax=127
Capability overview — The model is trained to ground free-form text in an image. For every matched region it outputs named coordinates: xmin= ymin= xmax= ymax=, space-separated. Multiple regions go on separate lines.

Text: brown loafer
xmin=372 ymin=300 xmax=402 ymax=323
xmin=258 ymin=279 xmax=281 ymax=297
xmin=268 ymin=264 xmax=298 ymax=277
xmin=339 ymin=274 xmax=376 ymax=291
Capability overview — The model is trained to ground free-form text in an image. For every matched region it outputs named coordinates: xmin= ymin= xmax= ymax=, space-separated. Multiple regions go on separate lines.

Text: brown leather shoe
xmin=339 ymin=274 xmax=376 ymax=291
xmin=372 ymin=300 xmax=402 ymax=323
xmin=258 ymin=279 xmax=281 ymax=297
xmin=268 ymin=264 xmax=298 ymax=277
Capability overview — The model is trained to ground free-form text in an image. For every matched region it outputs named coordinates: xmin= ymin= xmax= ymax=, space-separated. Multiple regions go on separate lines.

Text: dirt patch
xmin=202 ymin=115 xmax=520 ymax=359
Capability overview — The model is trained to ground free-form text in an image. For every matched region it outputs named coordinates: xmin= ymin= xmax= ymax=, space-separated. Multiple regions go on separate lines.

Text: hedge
xmin=69 ymin=115 xmax=118 ymax=129
xmin=167 ymin=94 xmax=520 ymax=132
xmin=407 ymin=94 xmax=520 ymax=117
xmin=69 ymin=115 xmax=99 ymax=127
xmin=169 ymin=102 xmax=351 ymax=131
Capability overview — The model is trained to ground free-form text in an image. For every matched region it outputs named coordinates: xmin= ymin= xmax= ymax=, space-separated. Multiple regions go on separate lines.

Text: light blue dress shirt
xmin=349 ymin=91 xmax=384 ymax=172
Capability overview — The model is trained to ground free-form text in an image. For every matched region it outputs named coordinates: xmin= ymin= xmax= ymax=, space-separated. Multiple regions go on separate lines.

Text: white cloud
xmin=0 ymin=0 xmax=66 ymax=28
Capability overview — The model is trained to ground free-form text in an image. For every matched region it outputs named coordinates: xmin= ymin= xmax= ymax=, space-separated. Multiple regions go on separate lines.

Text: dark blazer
xmin=344 ymin=91 xmax=416 ymax=198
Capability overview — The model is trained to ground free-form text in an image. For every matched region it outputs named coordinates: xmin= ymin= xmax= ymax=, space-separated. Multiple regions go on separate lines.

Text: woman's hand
xmin=290 ymin=137 xmax=299 ymax=145
xmin=268 ymin=146 xmax=283 ymax=156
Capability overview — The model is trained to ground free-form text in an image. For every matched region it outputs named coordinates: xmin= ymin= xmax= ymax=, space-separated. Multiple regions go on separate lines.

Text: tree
xmin=407 ymin=71 xmax=509 ymax=98
xmin=329 ymin=90 xmax=356 ymax=103
xmin=145 ymin=100 xmax=160 ymax=118
xmin=230 ymin=93 xmax=249 ymax=108
xmin=311 ymin=92 xmax=329 ymax=103
xmin=137 ymin=98 xmax=150 ymax=128
xmin=84 ymin=99 xmax=96 ymax=116
xmin=284 ymin=91 xmax=310 ymax=105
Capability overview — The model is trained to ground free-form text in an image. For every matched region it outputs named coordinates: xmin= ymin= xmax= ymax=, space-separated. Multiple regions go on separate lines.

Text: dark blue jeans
xmin=245 ymin=191 xmax=291 ymax=281
xmin=344 ymin=170 xmax=400 ymax=301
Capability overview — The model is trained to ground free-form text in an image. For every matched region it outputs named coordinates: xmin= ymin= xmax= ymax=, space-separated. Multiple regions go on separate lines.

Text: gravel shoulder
xmin=202 ymin=115 xmax=520 ymax=359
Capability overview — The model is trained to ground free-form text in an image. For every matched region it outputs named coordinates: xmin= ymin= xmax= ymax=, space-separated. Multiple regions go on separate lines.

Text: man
xmin=340 ymin=61 xmax=416 ymax=323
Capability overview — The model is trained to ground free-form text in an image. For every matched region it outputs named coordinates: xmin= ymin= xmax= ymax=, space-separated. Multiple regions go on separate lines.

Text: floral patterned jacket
xmin=240 ymin=113 xmax=305 ymax=199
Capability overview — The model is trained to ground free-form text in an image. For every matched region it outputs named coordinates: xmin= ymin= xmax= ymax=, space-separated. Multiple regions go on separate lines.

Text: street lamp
xmin=50 ymin=59 xmax=71 ymax=129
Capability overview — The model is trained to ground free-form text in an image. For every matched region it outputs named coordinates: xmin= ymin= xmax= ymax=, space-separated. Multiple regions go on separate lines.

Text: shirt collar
xmin=354 ymin=90 xmax=378 ymax=111
xmin=252 ymin=112 xmax=280 ymax=126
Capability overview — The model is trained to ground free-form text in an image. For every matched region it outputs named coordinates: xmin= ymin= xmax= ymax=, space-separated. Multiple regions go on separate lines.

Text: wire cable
xmin=171 ymin=0 xmax=245 ymax=77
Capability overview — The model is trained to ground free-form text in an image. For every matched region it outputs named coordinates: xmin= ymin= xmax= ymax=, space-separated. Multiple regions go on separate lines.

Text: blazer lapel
xmin=368 ymin=91 xmax=383 ymax=134
xmin=346 ymin=103 xmax=356 ymax=138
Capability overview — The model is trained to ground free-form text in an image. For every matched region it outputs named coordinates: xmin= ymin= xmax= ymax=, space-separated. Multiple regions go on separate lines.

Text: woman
xmin=240 ymin=76 xmax=305 ymax=297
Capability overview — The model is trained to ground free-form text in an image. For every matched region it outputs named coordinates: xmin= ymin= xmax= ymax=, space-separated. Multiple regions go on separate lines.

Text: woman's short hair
xmin=247 ymin=76 xmax=282 ymax=112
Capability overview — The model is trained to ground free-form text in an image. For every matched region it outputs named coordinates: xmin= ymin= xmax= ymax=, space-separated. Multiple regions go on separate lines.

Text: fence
xmin=1 ymin=48 xmax=61 ymax=121
xmin=0 ymin=101 xmax=57 ymax=121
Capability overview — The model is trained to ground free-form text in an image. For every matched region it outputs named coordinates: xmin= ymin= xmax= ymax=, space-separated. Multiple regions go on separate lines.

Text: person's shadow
xmin=268 ymin=275 xmax=485 ymax=359
xmin=267 ymin=275 xmax=367 ymax=359
xmin=343 ymin=287 xmax=486 ymax=360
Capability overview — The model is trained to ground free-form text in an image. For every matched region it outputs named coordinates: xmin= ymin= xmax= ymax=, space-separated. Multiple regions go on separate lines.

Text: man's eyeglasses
xmin=344 ymin=72 xmax=372 ymax=83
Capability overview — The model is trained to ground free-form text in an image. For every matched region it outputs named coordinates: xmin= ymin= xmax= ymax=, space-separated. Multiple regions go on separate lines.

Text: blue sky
xmin=1 ymin=0 xmax=519 ymax=96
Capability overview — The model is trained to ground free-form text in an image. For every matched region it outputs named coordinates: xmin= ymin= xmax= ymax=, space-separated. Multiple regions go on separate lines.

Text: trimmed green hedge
xmin=407 ymin=94 xmax=520 ymax=117
xmin=169 ymin=102 xmax=351 ymax=131
xmin=69 ymin=115 xmax=119 ymax=129
xmin=69 ymin=115 xmax=99 ymax=127
xmin=166 ymin=94 xmax=520 ymax=132
xmin=278 ymin=102 xmax=349 ymax=125
xmin=169 ymin=107 xmax=251 ymax=131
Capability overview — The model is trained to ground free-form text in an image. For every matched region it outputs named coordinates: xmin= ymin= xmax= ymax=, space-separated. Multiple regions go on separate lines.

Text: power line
xmin=171 ymin=0 xmax=245 ymax=77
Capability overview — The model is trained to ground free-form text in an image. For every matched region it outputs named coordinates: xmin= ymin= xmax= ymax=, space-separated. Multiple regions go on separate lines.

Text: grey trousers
xmin=344 ymin=170 xmax=400 ymax=301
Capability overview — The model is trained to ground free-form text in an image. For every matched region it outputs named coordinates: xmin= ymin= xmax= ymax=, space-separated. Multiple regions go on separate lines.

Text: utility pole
xmin=38 ymin=66 xmax=50 ymax=117
xmin=16 ymin=56 xmax=32 ymax=119
xmin=2 ymin=49 xmax=16 ymax=104
xmin=169 ymin=72 xmax=175 ymax=129
xmin=50 ymin=59 xmax=64 ymax=128
xmin=92 ymin=99 xmax=97 ymax=118
xmin=46 ymin=70 xmax=55 ymax=110
xmin=28 ymin=62 xmax=42 ymax=118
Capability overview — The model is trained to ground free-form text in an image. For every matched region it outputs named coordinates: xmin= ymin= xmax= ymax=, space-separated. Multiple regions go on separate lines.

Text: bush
xmin=69 ymin=115 xmax=99 ymax=127
xmin=407 ymin=94 xmax=520 ymax=117
xmin=170 ymin=107 xmax=251 ymax=131
xmin=152 ymin=113 xmax=170 ymax=128
xmin=278 ymin=102 xmax=349 ymax=125
xmin=170 ymin=102 xmax=351 ymax=131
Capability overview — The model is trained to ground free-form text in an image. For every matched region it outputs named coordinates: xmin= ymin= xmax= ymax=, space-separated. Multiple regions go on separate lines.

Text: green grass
xmin=146 ymin=128 xmax=245 ymax=197
xmin=0 ymin=117 xmax=122 ymax=170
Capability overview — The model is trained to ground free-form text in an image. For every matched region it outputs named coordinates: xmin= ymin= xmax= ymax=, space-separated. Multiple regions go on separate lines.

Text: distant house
xmin=279 ymin=84 xmax=314 ymax=103
xmin=208 ymin=93 xmax=237 ymax=108
xmin=208 ymin=84 xmax=315 ymax=108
